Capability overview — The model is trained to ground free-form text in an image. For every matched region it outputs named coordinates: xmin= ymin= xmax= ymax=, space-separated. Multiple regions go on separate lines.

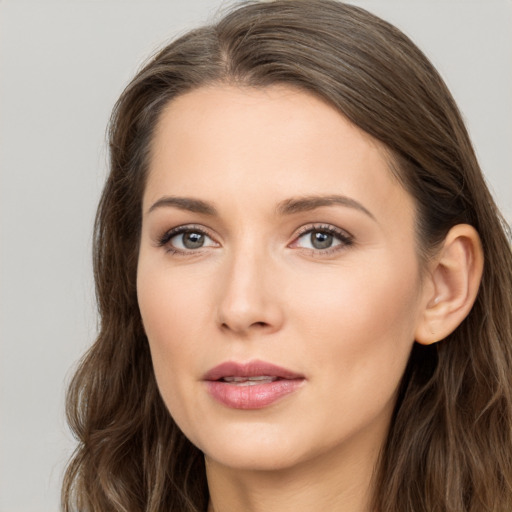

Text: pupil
xmin=311 ymin=231 xmax=333 ymax=249
xmin=183 ymin=232 xmax=204 ymax=249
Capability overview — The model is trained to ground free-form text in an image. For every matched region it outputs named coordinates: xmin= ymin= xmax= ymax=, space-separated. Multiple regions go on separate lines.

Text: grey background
xmin=1 ymin=1 xmax=510 ymax=510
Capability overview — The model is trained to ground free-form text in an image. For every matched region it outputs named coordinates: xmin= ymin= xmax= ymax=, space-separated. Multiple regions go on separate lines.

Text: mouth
xmin=203 ymin=360 xmax=305 ymax=409
xmin=220 ymin=376 xmax=281 ymax=386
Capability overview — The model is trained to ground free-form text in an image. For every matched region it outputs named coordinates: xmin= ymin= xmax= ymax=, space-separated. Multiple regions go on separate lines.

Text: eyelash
xmin=156 ymin=223 xmax=354 ymax=256
xmin=293 ymin=224 xmax=354 ymax=255
xmin=157 ymin=224 xmax=217 ymax=255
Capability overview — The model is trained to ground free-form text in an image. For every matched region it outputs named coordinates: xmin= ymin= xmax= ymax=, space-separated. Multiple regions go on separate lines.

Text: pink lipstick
xmin=203 ymin=360 xmax=305 ymax=409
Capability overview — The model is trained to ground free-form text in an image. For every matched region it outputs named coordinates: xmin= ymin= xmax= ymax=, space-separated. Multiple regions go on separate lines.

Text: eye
xmin=292 ymin=225 xmax=353 ymax=252
xmin=158 ymin=226 xmax=218 ymax=253
xmin=172 ymin=230 xmax=211 ymax=250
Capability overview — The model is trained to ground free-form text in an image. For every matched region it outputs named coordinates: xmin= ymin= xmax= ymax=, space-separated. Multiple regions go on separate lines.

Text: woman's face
xmin=137 ymin=85 xmax=430 ymax=473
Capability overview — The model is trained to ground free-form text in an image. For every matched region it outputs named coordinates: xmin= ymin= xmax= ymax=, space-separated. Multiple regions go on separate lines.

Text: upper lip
xmin=203 ymin=360 xmax=304 ymax=381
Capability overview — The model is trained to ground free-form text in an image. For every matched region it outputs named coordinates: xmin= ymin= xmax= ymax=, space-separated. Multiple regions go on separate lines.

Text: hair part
xmin=63 ymin=1 xmax=512 ymax=511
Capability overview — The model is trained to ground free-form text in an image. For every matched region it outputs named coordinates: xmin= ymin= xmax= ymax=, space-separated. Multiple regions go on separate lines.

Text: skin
xmin=137 ymin=85 xmax=436 ymax=512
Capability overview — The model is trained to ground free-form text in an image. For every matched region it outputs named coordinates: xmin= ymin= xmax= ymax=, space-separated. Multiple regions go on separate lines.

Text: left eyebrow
xmin=276 ymin=194 xmax=376 ymax=220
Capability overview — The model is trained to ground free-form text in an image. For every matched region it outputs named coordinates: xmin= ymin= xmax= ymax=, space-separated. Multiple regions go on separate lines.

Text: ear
xmin=415 ymin=224 xmax=484 ymax=345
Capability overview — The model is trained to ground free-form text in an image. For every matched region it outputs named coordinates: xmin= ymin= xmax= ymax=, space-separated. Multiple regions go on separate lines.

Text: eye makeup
xmin=155 ymin=221 xmax=354 ymax=258
xmin=290 ymin=223 xmax=354 ymax=256
xmin=156 ymin=224 xmax=218 ymax=255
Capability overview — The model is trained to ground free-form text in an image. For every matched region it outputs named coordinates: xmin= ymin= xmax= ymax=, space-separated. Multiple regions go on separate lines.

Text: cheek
xmin=280 ymin=260 xmax=421 ymax=453
xmin=137 ymin=255 xmax=216 ymax=350
xmin=137 ymin=263 xmax=206 ymax=403
xmin=289 ymin=255 xmax=421 ymax=385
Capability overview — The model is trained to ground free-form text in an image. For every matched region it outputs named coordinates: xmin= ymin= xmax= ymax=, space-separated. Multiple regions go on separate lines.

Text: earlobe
xmin=415 ymin=224 xmax=484 ymax=345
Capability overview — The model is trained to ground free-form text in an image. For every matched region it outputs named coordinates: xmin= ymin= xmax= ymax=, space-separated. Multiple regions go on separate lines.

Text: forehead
xmin=145 ymin=85 xmax=413 ymax=225
xmin=151 ymin=85 xmax=385 ymax=164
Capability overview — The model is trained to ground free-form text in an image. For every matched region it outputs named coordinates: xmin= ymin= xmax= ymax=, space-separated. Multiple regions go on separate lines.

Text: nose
xmin=216 ymin=247 xmax=284 ymax=336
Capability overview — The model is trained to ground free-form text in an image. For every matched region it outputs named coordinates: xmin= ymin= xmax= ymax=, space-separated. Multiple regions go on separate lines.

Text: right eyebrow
xmin=146 ymin=196 xmax=218 ymax=216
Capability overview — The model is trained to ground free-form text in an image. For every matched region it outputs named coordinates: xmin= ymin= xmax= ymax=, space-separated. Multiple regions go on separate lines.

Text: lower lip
xmin=205 ymin=379 xmax=304 ymax=409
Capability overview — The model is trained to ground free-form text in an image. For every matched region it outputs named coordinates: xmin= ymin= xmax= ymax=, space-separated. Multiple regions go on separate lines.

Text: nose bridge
xmin=216 ymin=235 xmax=283 ymax=334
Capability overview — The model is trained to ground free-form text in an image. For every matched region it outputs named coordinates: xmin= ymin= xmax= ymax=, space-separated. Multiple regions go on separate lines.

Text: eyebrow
xmin=147 ymin=193 xmax=375 ymax=220
xmin=276 ymin=194 xmax=375 ymax=220
xmin=147 ymin=196 xmax=217 ymax=216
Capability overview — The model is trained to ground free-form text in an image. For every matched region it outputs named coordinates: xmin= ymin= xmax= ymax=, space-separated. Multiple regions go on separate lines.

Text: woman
xmin=62 ymin=1 xmax=512 ymax=511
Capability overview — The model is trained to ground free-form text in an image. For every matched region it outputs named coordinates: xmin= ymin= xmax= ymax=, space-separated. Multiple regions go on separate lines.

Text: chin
xmin=205 ymin=445 xmax=304 ymax=473
xmin=193 ymin=424 xmax=308 ymax=472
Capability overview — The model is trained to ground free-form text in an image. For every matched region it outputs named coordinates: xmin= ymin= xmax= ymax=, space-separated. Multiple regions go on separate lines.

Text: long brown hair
xmin=62 ymin=1 xmax=512 ymax=510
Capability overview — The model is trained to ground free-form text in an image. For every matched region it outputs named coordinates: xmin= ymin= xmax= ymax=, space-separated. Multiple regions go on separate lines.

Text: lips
xmin=203 ymin=360 xmax=305 ymax=409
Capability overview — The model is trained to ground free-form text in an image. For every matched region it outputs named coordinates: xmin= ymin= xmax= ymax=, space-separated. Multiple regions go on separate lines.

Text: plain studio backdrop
xmin=0 ymin=0 xmax=510 ymax=510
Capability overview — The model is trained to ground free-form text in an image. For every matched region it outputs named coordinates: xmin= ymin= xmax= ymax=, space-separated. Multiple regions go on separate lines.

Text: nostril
xmin=221 ymin=320 xmax=268 ymax=331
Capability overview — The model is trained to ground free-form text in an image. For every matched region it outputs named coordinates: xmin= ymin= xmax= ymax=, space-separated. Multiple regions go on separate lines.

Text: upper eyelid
xmin=156 ymin=224 xmax=217 ymax=246
xmin=155 ymin=222 xmax=353 ymax=247
xmin=293 ymin=223 xmax=353 ymax=239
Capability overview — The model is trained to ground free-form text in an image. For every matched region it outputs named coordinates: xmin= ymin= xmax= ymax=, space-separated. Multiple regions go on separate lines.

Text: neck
xmin=205 ymin=432 xmax=382 ymax=512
